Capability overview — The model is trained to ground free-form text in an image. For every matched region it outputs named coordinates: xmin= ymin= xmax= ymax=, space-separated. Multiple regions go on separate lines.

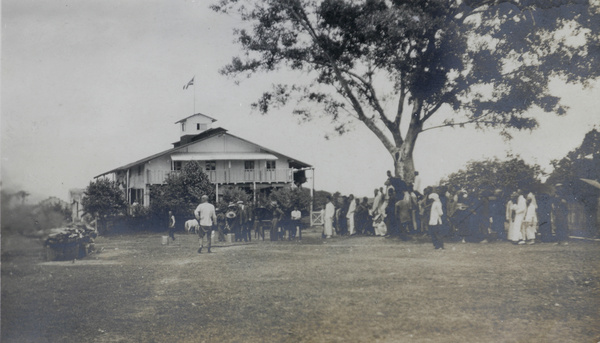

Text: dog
xmin=184 ymin=219 xmax=199 ymax=234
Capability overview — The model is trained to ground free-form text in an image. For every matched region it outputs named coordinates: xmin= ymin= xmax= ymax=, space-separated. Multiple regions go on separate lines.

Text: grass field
xmin=2 ymin=228 xmax=599 ymax=343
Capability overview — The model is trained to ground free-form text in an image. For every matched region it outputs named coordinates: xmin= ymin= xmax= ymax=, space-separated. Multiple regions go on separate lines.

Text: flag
xmin=183 ymin=77 xmax=194 ymax=90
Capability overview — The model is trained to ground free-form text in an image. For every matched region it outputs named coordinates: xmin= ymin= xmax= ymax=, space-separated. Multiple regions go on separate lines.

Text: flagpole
xmin=193 ymin=76 xmax=196 ymax=114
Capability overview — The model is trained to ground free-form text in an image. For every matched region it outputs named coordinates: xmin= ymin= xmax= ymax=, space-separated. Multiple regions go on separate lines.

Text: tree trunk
xmin=393 ymin=120 xmax=421 ymax=184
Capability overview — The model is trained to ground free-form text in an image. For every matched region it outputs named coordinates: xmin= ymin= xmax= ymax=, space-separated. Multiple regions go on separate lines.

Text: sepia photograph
xmin=2 ymin=1 xmax=599 ymax=342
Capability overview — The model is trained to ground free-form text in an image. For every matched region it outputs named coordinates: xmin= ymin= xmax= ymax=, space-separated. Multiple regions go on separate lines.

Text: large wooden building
xmin=96 ymin=113 xmax=312 ymax=206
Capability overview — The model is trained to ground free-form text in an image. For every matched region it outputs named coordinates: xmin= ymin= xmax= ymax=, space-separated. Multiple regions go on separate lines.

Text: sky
xmin=2 ymin=0 xmax=599 ymax=204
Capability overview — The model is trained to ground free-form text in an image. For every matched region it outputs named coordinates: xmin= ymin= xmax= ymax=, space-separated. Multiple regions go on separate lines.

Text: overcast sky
xmin=2 ymin=0 xmax=599 ymax=203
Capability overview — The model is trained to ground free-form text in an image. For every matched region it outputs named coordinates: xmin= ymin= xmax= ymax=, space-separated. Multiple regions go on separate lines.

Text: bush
xmin=149 ymin=161 xmax=214 ymax=220
xmin=82 ymin=179 xmax=128 ymax=219
xmin=269 ymin=187 xmax=311 ymax=214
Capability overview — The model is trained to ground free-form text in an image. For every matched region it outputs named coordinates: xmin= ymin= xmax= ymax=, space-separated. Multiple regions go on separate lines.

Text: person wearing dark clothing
xmin=537 ymin=193 xmax=553 ymax=242
xmin=168 ymin=211 xmax=176 ymax=241
xmin=236 ymin=201 xmax=250 ymax=242
xmin=225 ymin=203 xmax=242 ymax=242
xmin=336 ymin=197 xmax=348 ymax=236
xmin=358 ymin=197 xmax=373 ymax=235
xmin=395 ymin=190 xmax=412 ymax=240
xmin=271 ymin=203 xmax=284 ymax=241
xmin=476 ymin=193 xmax=491 ymax=243
xmin=387 ymin=170 xmax=408 ymax=195
xmin=466 ymin=194 xmax=485 ymax=242
xmin=453 ymin=191 xmax=471 ymax=242
xmin=385 ymin=188 xmax=399 ymax=237
xmin=488 ymin=189 xmax=506 ymax=241
xmin=354 ymin=198 xmax=366 ymax=235
xmin=553 ymin=185 xmax=569 ymax=244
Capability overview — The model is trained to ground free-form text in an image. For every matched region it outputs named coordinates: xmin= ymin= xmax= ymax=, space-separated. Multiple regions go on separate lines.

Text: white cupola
xmin=175 ymin=113 xmax=217 ymax=138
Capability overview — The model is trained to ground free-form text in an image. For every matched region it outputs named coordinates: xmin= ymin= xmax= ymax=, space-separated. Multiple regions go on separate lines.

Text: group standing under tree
xmin=166 ymin=173 xmax=572 ymax=254
xmin=320 ymin=170 xmax=572 ymax=250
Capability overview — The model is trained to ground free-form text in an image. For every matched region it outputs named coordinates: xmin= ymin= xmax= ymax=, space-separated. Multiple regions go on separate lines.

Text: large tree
xmin=212 ymin=0 xmax=599 ymax=181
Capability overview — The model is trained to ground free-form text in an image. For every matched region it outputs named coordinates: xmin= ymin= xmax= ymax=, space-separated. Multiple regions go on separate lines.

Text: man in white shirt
xmin=194 ymin=195 xmax=217 ymax=253
xmin=291 ymin=207 xmax=302 ymax=240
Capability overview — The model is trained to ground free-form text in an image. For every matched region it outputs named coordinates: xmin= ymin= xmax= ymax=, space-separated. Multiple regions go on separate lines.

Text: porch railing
xmin=147 ymin=168 xmax=293 ymax=185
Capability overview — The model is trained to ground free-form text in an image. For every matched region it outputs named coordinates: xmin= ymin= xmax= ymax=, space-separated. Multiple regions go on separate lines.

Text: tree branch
xmin=283 ymin=1 xmax=397 ymax=152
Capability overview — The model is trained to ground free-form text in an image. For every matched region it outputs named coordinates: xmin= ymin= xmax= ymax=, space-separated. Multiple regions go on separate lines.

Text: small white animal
xmin=184 ymin=219 xmax=199 ymax=234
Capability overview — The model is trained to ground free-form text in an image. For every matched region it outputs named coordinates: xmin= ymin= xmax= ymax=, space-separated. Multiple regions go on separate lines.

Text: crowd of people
xmin=322 ymin=171 xmax=572 ymax=250
xmin=170 ymin=173 xmax=572 ymax=253
xmin=175 ymin=196 xmax=304 ymax=253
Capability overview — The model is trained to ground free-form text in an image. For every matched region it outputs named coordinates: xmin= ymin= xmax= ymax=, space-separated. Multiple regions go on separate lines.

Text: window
xmin=172 ymin=161 xmax=183 ymax=171
xmin=205 ymin=161 xmax=216 ymax=171
xmin=181 ymin=122 xmax=186 ymax=131
xmin=266 ymin=161 xmax=276 ymax=170
xmin=245 ymin=161 xmax=255 ymax=170
xmin=137 ymin=165 xmax=143 ymax=176
xmin=130 ymin=189 xmax=144 ymax=205
xmin=197 ymin=123 xmax=207 ymax=131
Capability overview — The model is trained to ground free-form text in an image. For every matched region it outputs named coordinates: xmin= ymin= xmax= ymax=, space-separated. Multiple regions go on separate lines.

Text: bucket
xmin=161 ymin=236 xmax=169 ymax=245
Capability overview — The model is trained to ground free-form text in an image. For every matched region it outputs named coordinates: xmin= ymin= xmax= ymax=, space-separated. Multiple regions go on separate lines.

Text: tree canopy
xmin=82 ymin=178 xmax=128 ymax=218
xmin=548 ymin=128 xmax=600 ymax=185
xmin=269 ymin=187 xmax=312 ymax=213
xmin=212 ymin=0 xmax=600 ymax=180
xmin=442 ymin=155 xmax=543 ymax=196
xmin=149 ymin=161 xmax=214 ymax=217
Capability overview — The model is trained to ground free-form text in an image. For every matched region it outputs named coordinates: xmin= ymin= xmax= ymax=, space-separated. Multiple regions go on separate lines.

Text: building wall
xmin=122 ymin=133 xmax=296 ymax=207
xmin=179 ymin=115 xmax=213 ymax=137
xmin=186 ymin=135 xmax=260 ymax=153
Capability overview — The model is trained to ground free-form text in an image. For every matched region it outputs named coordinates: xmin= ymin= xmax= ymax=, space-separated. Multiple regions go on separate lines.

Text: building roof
xmin=174 ymin=113 xmax=218 ymax=124
xmin=171 ymin=152 xmax=278 ymax=161
xmin=95 ymin=127 xmax=311 ymax=178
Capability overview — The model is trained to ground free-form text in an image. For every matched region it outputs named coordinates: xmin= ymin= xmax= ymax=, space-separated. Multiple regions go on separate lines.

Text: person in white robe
xmin=373 ymin=196 xmax=389 ymax=236
xmin=324 ymin=196 xmax=335 ymax=238
xmin=371 ymin=188 xmax=382 ymax=216
xmin=509 ymin=191 xmax=527 ymax=243
xmin=346 ymin=195 xmax=356 ymax=235
xmin=523 ymin=192 xmax=538 ymax=244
